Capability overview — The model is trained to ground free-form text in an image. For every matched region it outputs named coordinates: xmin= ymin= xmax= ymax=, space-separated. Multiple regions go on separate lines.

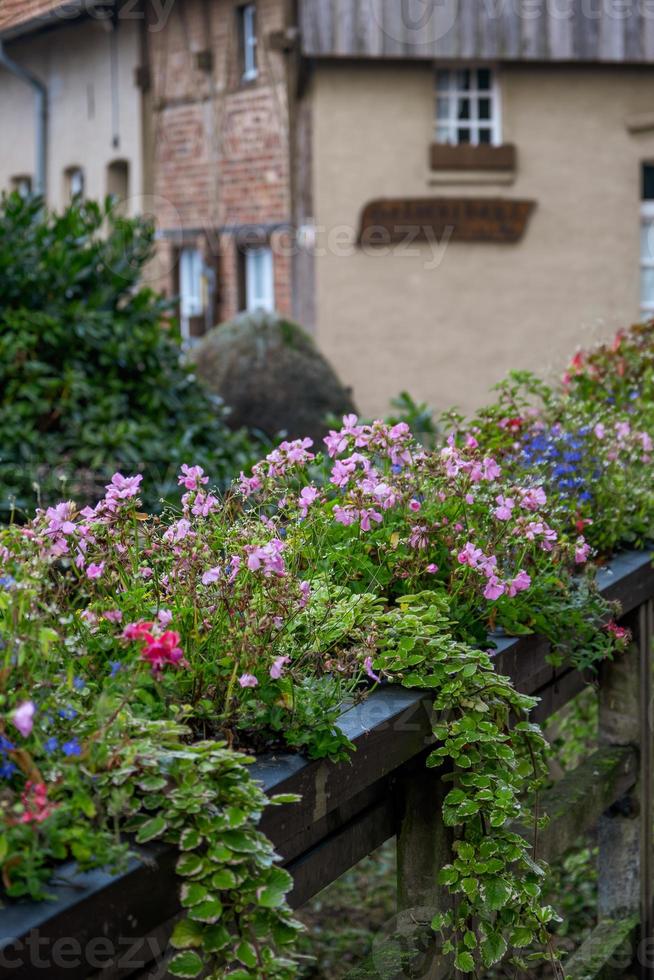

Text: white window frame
xmin=179 ymin=247 xmax=205 ymax=341
xmin=640 ymin=200 xmax=654 ymax=316
xmin=68 ymin=167 xmax=85 ymax=200
xmin=434 ymin=66 xmax=501 ymax=146
xmin=240 ymin=3 xmax=258 ymax=82
xmin=245 ymin=246 xmax=274 ymax=313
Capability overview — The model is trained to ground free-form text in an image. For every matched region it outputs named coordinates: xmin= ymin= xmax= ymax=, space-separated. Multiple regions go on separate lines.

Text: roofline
xmin=0 ymin=0 xmax=116 ymax=41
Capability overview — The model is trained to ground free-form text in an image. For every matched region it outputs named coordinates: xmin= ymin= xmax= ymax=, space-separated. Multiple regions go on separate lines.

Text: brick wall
xmin=146 ymin=0 xmax=293 ymax=326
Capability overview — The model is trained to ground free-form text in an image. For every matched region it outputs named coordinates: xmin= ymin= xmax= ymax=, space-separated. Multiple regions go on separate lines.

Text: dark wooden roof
xmin=299 ymin=0 xmax=654 ymax=63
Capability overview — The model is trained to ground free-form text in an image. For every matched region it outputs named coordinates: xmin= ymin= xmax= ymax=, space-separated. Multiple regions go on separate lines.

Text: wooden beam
xmin=564 ymin=915 xmax=639 ymax=980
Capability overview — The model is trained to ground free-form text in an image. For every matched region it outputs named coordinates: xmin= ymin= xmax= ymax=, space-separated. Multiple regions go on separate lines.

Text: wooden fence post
xmin=598 ymin=601 xmax=654 ymax=978
xmin=393 ymin=753 xmax=453 ymax=980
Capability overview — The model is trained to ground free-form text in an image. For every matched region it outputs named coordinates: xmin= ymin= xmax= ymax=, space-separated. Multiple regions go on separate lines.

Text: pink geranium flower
xmin=238 ymin=673 xmax=259 ymax=688
xmin=141 ymin=631 xmax=185 ymax=674
xmin=270 ymin=656 xmax=290 ymax=680
xmin=86 ymin=562 xmax=105 ymax=580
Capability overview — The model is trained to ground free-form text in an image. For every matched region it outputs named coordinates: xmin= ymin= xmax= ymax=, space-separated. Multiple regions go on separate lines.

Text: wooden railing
xmin=0 ymin=551 xmax=653 ymax=980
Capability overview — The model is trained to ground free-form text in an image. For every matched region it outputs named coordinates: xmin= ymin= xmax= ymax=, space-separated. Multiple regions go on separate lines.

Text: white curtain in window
xmin=246 ymin=247 xmax=274 ymax=313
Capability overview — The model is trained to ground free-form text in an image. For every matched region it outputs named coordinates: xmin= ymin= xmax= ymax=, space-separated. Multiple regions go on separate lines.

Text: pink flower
xmin=298 ymin=485 xmax=319 ymax=518
xmin=157 ymin=609 xmax=173 ymax=627
xmin=594 ymin=423 xmax=605 ymax=440
xmin=426 ymin=563 xmax=439 ymax=574
xmin=141 ymin=631 xmax=185 ymax=674
xmin=178 ymin=464 xmax=209 ymax=491
xmin=102 ymin=609 xmax=123 ymax=623
xmin=364 ymin=657 xmax=381 ymax=683
xmin=44 ymin=501 xmax=76 ymax=536
xmin=12 ymin=700 xmax=35 ymax=738
xmin=299 ymin=580 xmax=311 ymax=607
xmin=508 ymin=570 xmax=531 ymax=597
xmin=105 ymin=473 xmax=143 ymax=500
xmin=270 ymin=656 xmax=290 ymax=680
xmin=139 ymin=566 xmax=153 ymax=579
xmin=615 ymin=421 xmax=631 ymax=441
xmin=359 ymin=509 xmax=383 ymax=532
xmin=334 ymin=505 xmax=358 ymax=527
xmin=519 ymin=486 xmax=547 ymax=511
xmin=191 ymin=492 xmax=219 ymax=517
xmin=238 ymin=673 xmax=259 ymax=688
xmin=575 ymin=537 xmax=591 ymax=564
xmin=202 ymin=567 xmax=221 ymax=585
xmin=239 ymin=472 xmax=262 ymax=497
xmin=641 ymin=432 xmax=653 ymax=452
xmin=458 ymin=542 xmax=484 ymax=568
xmin=483 ymin=578 xmax=505 ymax=601
xmin=86 ymin=562 xmax=105 ymax=580
xmin=245 ymin=539 xmax=286 ymax=577
xmin=123 ymin=621 xmax=154 ymax=641
xmin=482 ymin=457 xmax=501 ymax=481
xmin=409 ymin=499 xmax=421 ymax=512
xmin=493 ymin=495 xmax=514 ymax=521
xmin=605 ymin=621 xmax=631 ymax=643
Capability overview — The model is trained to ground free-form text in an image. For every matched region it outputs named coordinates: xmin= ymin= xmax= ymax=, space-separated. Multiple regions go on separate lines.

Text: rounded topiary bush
xmin=191 ymin=310 xmax=357 ymax=443
xmin=0 ymin=193 xmax=255 ymax=516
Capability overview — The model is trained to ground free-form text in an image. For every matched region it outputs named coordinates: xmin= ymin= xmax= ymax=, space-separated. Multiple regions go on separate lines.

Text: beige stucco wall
xmin=0 ymin=17 xmax=142 ymax=212
xmin=310 ymin=62 xmax=654 ymax=418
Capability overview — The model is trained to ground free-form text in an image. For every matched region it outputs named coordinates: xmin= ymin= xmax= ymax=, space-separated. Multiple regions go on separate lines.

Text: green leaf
xmin=188 ymin=898 xmax=223 ymax=924
xmin=179 ymin=827 xmax=202 ymax=850
xmin=168 ymin=951 xmax=204 ymax=978
xmin=211 ymin=868 xmax=237 ymax=890
xmin=236 ymin=940 xmax=258 ymax=968
xmin=203 ymin=924 xmax=231 ymax=953
xmin=169 ymin=918 xmax=204 ymax=950
xmin=483 ymin=877 xmax=511 ymax=911
xmin=180 ymin=882 xmax=207 ymax=908
xmin=454 ymin=950 xmax=475 ymax=972
xmin=135 ymin=815 xmax=167 ymax=843
xmin=176 ymin=853 xmax=204 ymax=877
xmin=257 ymin=867 xmax=293 ymax=908
xmin=481 ymin=932 xmax=508 ymax=967
xmin=510 ymin=926 xmax=534 ymax=948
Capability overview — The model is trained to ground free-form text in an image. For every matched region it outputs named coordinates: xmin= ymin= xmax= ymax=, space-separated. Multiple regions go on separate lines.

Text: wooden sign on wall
xmin=358 ymin=198 xmax=536 ymax=246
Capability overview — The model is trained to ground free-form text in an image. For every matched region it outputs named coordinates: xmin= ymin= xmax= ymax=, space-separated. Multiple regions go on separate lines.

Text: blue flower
xmin=0 ymin=761 xmax=17 ymax=779
xmin=73 ymin=676 xmax=86 ymax=691
xmin=0 ymin=576 xmax=15 ymax=590
xmin=59 ymin=706 xmax=77 ymax=720
xmin=43 ymin=737 xmax=59 ymax=754
xmin=62 ymin=739 xmax=82 ymax=757
xmin=109 ymin=661 xmax=122 ymax=677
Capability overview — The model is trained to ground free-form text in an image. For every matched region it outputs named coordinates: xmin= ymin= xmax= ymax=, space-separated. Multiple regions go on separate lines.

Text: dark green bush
xmin=0 ymin=193 xmax=255 ymax=516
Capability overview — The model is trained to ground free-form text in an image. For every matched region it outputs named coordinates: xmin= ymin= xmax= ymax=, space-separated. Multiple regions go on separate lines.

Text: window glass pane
xmin=478 ymin=128 xmax=492 ymax=144
xmin=641 ymin=266 xmax=654 ymax=305
xmin=643 ymin=164 xmax=654 ymax=201
xmin=436 ymin=124 xmax=451 ymax=143
xmin=436 ymin=97 xmax=450 ymax=120
xmin=641 ymin=221 xmax=654 ymax=260
xmin=477 ymin=68 xmax=491 ymax=90
xmin=457 ymin=98 xmax=470 ymax=120
xmin=454 ymin=69 xmax=471 ymax=90
xmin=436 ymin=70 xmax=453 ymax=92
xmin=457 ymin=127 xmax=471 ymax=143
xmin=478 ymin=98 xmax=491 ymax=120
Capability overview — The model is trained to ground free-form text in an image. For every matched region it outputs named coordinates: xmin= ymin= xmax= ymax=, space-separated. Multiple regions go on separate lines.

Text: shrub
xmin=0 ymin=193 xmax=255 ymax=517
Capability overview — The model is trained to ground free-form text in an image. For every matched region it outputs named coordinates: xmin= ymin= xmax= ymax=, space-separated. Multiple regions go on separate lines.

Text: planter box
xmin=1 ymin=551 xmax=652 ymax=979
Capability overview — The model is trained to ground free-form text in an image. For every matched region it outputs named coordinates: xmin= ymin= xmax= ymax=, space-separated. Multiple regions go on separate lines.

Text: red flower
xmin=605 ymin=621 xmax=631 ymax=645
xmin=140 ymin=631 xmax=185 ymax=674
xmin=15 ymin=782 xmax=57 ymax=825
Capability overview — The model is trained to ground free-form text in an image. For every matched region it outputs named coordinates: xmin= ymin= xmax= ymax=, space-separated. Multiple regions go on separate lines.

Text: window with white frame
xmin=65 ymin=166 xmax=85 ymax=202
xmin=245 ymin=246 xmax=274 ymax=313
xmin=11 ymin=175 xmax=32 ymax=199
xmin=239 ymin=3 xmax=257 ymax=82
xmin=179 ymin=247 xmax=204 ymax=340
xmin=435 ymin=67 xmax=500 ymax=146
xmin=641 ymin=164 xmax=654 ymax=317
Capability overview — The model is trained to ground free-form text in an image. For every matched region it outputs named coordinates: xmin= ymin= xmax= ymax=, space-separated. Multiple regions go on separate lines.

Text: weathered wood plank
xmin=516 ymin=745 xmax=638 ymax=865
xmin=564 ymin=915 xmax=639 ymax=979
xmin=298 ymin=0 xmax=654 ymax=63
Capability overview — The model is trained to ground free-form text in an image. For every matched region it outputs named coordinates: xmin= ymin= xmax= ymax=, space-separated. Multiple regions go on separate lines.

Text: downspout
xmin=0 ymin=40 xmax=47 ymax=196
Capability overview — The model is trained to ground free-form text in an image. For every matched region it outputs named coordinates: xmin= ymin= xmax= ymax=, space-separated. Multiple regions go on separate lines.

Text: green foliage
xmin=0 ymin=193 xmax=255 ymax=516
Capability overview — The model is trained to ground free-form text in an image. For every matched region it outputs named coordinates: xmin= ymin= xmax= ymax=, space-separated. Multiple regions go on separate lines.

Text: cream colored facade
xmin=0 ymin=16 xmax=142 ymax=213
xmin=309 ymin=63 xmax=654 ymax=418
